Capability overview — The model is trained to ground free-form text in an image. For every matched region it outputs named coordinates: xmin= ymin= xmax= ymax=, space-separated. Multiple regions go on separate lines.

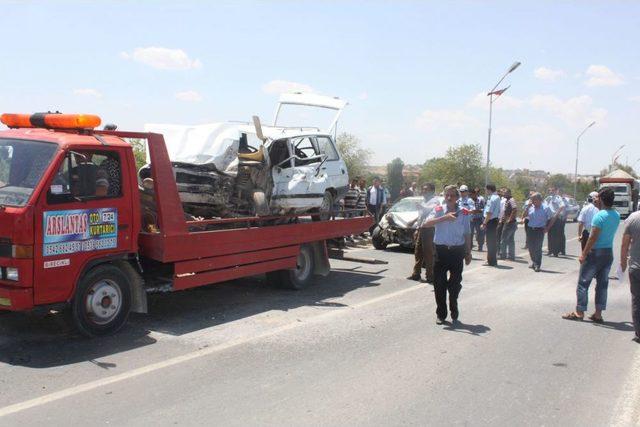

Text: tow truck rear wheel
xmin=267 ymin=244 xmax=315 ymax=290
xmin=71 ymin=264 xmax=132 ymax=337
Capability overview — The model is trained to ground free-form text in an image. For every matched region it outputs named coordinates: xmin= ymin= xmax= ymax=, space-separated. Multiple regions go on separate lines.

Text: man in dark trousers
xmin=408 ymin=183 xmax=437 ymax=283
xmin=522 ymin=193 xmax=557 ymax=272
xmin=482 ymin=184 xmax=501 ymax=266
xmin=366 ymin=177 xmax=387 ymax=233
xmin=546 ymin=187 xmax=565 ymax=257
xmin=470 ymin=187 xmax=485 ymax=251
xmin=423 ymin=185 xmax=472 ymax=324
xmin=621 ymin=209 xmax=640 ymax=343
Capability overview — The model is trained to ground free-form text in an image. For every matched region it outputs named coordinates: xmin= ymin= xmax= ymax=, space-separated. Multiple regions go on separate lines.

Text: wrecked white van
xmin=141 ymin=93 xmax=350 ymax=219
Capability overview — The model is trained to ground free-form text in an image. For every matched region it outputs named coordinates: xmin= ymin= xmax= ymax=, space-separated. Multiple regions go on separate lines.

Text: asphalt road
xmin=1 ymin=222 xmax=639 ymax=426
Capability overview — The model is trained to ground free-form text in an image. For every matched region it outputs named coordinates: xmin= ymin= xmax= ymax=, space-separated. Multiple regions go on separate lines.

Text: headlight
xmin=5 ymin=267 xmax=18 ymax=281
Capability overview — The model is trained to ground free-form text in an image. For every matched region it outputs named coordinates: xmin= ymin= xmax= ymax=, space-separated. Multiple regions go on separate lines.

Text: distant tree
xmin=336 ymin=132 xmax=372 ymax=181
xmin=512 ymin=175 xmax=534 ymax=202
xmin=420 ymin=144 xmax=496 ymax=191
xmin=128 ymin=139 xmax=147 ymax=171
xmin=386 ymin=157 xmax=404 ymax=200
xmin=544 ymin=174 xmax=572 ymax=193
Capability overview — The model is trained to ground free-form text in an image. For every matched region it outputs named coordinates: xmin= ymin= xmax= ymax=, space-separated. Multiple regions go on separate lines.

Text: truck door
xmin=32 ymin=147 xmax=134 ymax=305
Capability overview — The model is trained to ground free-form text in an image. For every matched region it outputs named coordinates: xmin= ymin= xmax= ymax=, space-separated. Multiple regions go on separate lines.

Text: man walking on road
xmin=482 ymin=184 xmax=501 ymax=266
xmin=470 ymin=187 xmax=485 ymax=251
xmin=522 ymin=193 xmax=556 ymax=272
xmin=578 ymin=191 xmax=600 ymax=251
xmin=423 ymin=185 xmax=472 ymax=324
xmin=563 ymin=188 xmax=619 ymax=322
xmin=408 ymin=183 xmax=437 ymax=283
xmin=620 ymin=210 xmax=640 ymax=343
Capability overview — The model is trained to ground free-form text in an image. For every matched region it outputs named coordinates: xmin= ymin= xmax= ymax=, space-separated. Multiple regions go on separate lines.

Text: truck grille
xmin=0 ymin=238 xmax=10 ymax=258
xmin=614 ymin=201 xmax=629 ymax=207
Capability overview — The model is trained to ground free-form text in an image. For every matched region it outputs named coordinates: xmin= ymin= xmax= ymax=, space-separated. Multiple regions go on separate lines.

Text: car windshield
xmin=0 ymin=138 xmax=58 ymax=207
xmin=389 ymin=198 xmax=421 ymax=213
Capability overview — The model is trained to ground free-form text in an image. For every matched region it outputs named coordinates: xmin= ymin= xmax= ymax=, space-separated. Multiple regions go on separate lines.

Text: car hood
xmin=386 ymin=211 xmax=419 ymax=228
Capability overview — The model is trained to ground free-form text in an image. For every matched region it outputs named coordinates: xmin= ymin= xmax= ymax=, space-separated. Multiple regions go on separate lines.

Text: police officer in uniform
xmin=423 ymin=185 xmax=472 ymax=324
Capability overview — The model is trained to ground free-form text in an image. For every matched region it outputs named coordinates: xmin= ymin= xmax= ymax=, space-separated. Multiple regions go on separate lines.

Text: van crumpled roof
xmin=144 ymin=122 xmax=259 ymax=171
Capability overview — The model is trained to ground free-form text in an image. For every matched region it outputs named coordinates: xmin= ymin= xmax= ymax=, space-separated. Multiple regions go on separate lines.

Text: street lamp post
xmin=573 ymin=121 xmax=596 ymax=200
xmin=611 ymin=144 xmax=626 ymax=171
xmin=485 ymin=61 xmax=521 ymax=186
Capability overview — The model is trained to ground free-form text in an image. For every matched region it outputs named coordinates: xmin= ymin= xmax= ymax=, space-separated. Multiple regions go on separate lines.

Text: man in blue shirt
xmin=563 ymin=187 xmax=620 ymax=322
xmin=482 ymin=184 xmax=501 ymax=266
xmin=423 ymin=185 xmax=472 ymax=324
xmin=522 ymin=193 xmax=557 ymax=272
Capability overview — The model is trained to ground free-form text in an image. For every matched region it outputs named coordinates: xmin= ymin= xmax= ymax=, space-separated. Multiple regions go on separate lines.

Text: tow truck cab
xmin=0 ymin=123 xmax=139 ymax=315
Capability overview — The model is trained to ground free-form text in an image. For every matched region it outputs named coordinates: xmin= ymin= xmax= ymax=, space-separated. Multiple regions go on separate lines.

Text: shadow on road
xmin=0 ymin=270 xmax=382 ymax=369
xmin=442 ymin=321 xmax=491 ymax=336
xmin=538 ymin=269 xmax=565 ymax=274
xmin=591 ymin=320 xmax=636 ymax=332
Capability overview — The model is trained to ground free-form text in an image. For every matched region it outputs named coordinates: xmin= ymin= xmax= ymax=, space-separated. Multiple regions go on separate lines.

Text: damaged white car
xmin=141 ymin=93 xmax=350 ymax=218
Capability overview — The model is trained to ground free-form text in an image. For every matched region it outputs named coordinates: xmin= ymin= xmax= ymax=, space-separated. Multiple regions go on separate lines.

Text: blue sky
xmin=1 ymin=1 xmax=639 ymax=174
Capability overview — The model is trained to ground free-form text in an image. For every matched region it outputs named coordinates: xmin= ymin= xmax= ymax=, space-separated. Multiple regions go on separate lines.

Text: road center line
xmin=0 ymin=236 xmax=580 ymax=418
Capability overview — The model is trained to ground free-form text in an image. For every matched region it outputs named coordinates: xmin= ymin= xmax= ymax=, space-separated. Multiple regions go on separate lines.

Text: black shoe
xmin=424 ymin=278 xmax=434 ymax=285
xmin=534 ymin=265 xmax=541 ymax=272
xmin=560 ymin=252 xmax=566 ymax=256
xmin=436 ymin=317 xmax=445 ymax=325
xmin=633 ymin=336 xmax=640 ymax=344
xmin=407 ymin=275 xmax=421 ymax=281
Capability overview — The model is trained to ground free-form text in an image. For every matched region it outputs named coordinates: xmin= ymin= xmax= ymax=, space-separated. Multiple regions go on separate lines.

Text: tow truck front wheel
xmin=72 ymin=264 xmax=132 ymax=337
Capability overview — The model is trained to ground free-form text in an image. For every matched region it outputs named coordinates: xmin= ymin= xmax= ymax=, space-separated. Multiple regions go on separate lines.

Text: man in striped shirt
xmin=343 ymin=179 xmax=360 ymax=217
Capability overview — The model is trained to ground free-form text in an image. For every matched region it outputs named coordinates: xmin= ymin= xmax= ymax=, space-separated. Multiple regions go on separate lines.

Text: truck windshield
xmin=0 ymin=138 xmax=57 ymax=207
xmin=612 ymin=185 xmax=628 ymax=194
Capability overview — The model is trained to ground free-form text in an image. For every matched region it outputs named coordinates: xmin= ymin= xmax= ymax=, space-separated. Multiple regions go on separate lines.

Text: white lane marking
xmin=0 ymin=237 xmax=581 ymax=418
xmin=0 ymin=282 xmax=433 ymax=418
xmin=610 ymin=348 xmax=640 ymax=426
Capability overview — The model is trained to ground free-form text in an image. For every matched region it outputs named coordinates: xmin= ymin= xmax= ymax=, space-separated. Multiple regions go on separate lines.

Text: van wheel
xmin=267 ymin=244 xmax=315 ymax=290
xmin=313 ymin=191 xmax=334 ymax=222
xmin=71 ymin=264 xmax=132 ymax=337
xmin=371 ymin=226 xmax=388 ymax=250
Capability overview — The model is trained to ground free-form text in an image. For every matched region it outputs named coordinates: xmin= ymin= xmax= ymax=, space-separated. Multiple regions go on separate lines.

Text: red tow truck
xmin=0 ymin=113 xmax=371 ymax=336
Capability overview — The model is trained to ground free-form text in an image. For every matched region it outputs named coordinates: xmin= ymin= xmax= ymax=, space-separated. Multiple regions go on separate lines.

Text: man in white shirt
xmin=366 ymin=178 xmax=387 ymax=232
xmin=578 ymin=191 xmax=600 ymax=251
xmin=547 ymin=187 xmax=566 ymax=257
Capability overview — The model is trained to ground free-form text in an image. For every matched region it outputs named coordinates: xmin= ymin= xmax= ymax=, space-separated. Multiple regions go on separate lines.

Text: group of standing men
xmin=396 ymin=180 xmax=639 ymax=342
